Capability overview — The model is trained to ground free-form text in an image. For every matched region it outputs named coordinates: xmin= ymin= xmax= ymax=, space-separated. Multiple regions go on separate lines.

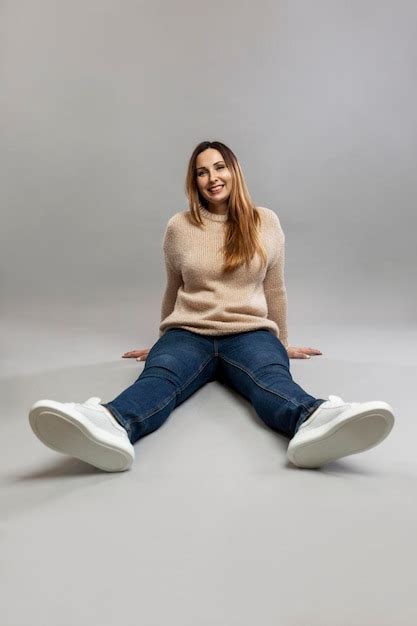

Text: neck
xmin=199 ymin=205 xmax=229 ymax=222
xmin=207 ymin=201 xmax=228 ymax=215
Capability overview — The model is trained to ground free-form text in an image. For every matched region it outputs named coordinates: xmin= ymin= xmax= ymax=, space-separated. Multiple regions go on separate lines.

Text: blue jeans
xmin=102 ymin=328 xmax=326 ymax=445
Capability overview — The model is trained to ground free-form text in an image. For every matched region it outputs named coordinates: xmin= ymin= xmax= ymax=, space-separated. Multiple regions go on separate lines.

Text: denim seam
xmin=219 ymin=354 xmax=314 ymax=412
xmin=294 ymin=399 xmax=326 ymax=432
xmin=102 ymin=403 xmax=133 ymax=439
xmin=124 ymin=354 xmax=215 ymax=427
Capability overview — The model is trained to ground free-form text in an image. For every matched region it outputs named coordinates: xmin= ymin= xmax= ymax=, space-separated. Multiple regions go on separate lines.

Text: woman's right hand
xmin=122 ymin=349 xmax=150 ymax=362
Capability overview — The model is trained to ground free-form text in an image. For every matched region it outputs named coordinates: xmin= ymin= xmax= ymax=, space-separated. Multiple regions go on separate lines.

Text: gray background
xmin=1 ymin=1 xmax=416 ymax=625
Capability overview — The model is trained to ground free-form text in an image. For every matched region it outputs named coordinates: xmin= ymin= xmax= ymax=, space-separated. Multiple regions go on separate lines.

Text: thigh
xmin=217 ymin=329 xmax=292 ymax=401
xmin=142 ymin=328 xmax=216 ymax=400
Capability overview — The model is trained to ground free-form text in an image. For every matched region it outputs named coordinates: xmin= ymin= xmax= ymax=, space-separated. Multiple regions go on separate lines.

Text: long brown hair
xmin=185 ymin=140 xmax=268 ymax=274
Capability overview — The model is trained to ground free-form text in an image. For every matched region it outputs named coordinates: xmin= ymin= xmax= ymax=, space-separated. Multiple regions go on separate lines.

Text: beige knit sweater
xmin=158 ymin=205 xmax=289 ymax=348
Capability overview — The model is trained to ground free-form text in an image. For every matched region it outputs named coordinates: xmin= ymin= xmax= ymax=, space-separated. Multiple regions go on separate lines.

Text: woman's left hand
xmin=286 ymin=345 xmax=322 ymax=359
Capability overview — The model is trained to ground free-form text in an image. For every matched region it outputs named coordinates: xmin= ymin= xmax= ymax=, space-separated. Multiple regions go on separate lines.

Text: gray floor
xmin=1 ymin=309 xmax=417 ymax=626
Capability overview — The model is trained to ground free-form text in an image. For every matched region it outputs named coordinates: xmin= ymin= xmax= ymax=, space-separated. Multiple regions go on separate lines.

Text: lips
xmin=209 ymin=185 xmax=224 ymax=192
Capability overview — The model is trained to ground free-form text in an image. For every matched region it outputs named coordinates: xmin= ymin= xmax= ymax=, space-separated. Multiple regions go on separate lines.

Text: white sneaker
xmin=287 ymin=395 xmax=395 ymax=468
xmin=29 ymin=397 xmax=135 ymax=472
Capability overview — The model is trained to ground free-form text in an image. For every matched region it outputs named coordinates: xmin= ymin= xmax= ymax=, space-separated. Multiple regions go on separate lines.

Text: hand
xmin=286 ymin=345 xmax=322 ymax=359
xmin=122 ymin=349 xmax=150 ymax=362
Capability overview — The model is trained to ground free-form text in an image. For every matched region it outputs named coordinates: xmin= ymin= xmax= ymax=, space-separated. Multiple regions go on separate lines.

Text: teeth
xmin=210 ymin=185 xmax=223 ymax=191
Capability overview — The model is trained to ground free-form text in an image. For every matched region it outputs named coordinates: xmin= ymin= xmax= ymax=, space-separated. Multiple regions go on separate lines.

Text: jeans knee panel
xmin=124 ymin=355 xmax=215 ymax=428
xmin=220 ymin=355 xmax=292 ymax=403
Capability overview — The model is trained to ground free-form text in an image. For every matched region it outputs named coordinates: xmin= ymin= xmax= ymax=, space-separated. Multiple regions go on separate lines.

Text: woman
xmin=28 ymin=141 xmax=395 ymax=472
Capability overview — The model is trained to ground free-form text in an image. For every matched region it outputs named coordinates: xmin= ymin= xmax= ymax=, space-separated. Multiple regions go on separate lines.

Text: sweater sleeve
xmin=263 ymin=214 xmax=289 ymax=349
xmin=159 ymin=220 xmax=182 ymax=337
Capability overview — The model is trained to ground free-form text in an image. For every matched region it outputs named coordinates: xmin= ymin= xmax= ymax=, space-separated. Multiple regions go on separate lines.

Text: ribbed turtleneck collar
xmin=199 ymin=206 xmax=229 ymax=223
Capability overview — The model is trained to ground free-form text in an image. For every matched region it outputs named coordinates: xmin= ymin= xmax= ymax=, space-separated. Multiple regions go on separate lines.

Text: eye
xmin=197 ymin=165 xmax=225 ymax=177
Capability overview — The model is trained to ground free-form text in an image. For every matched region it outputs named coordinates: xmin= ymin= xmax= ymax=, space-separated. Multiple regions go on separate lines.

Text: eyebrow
xmin=196 ymin=161 xmax=225 ymax=171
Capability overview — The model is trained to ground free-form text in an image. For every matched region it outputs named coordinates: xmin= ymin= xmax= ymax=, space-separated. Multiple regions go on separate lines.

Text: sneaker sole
xmin=287 ymin=401 xmax=395 ymax=468
xmin=29 ymin=400 xmax=135 ymax=472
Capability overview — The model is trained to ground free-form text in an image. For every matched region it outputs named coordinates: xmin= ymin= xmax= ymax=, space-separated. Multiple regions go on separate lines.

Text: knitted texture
xmin=159 ymin=205 xmax=289 ymax=348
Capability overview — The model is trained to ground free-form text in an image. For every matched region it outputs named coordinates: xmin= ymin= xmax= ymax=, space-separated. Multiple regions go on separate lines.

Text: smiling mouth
xmin=209 ymin=185 xmax=224 ymax=193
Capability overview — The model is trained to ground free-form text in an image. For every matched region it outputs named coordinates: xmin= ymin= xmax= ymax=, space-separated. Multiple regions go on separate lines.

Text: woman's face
xmin=195 ymin=148 xmax=232 ymax=207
